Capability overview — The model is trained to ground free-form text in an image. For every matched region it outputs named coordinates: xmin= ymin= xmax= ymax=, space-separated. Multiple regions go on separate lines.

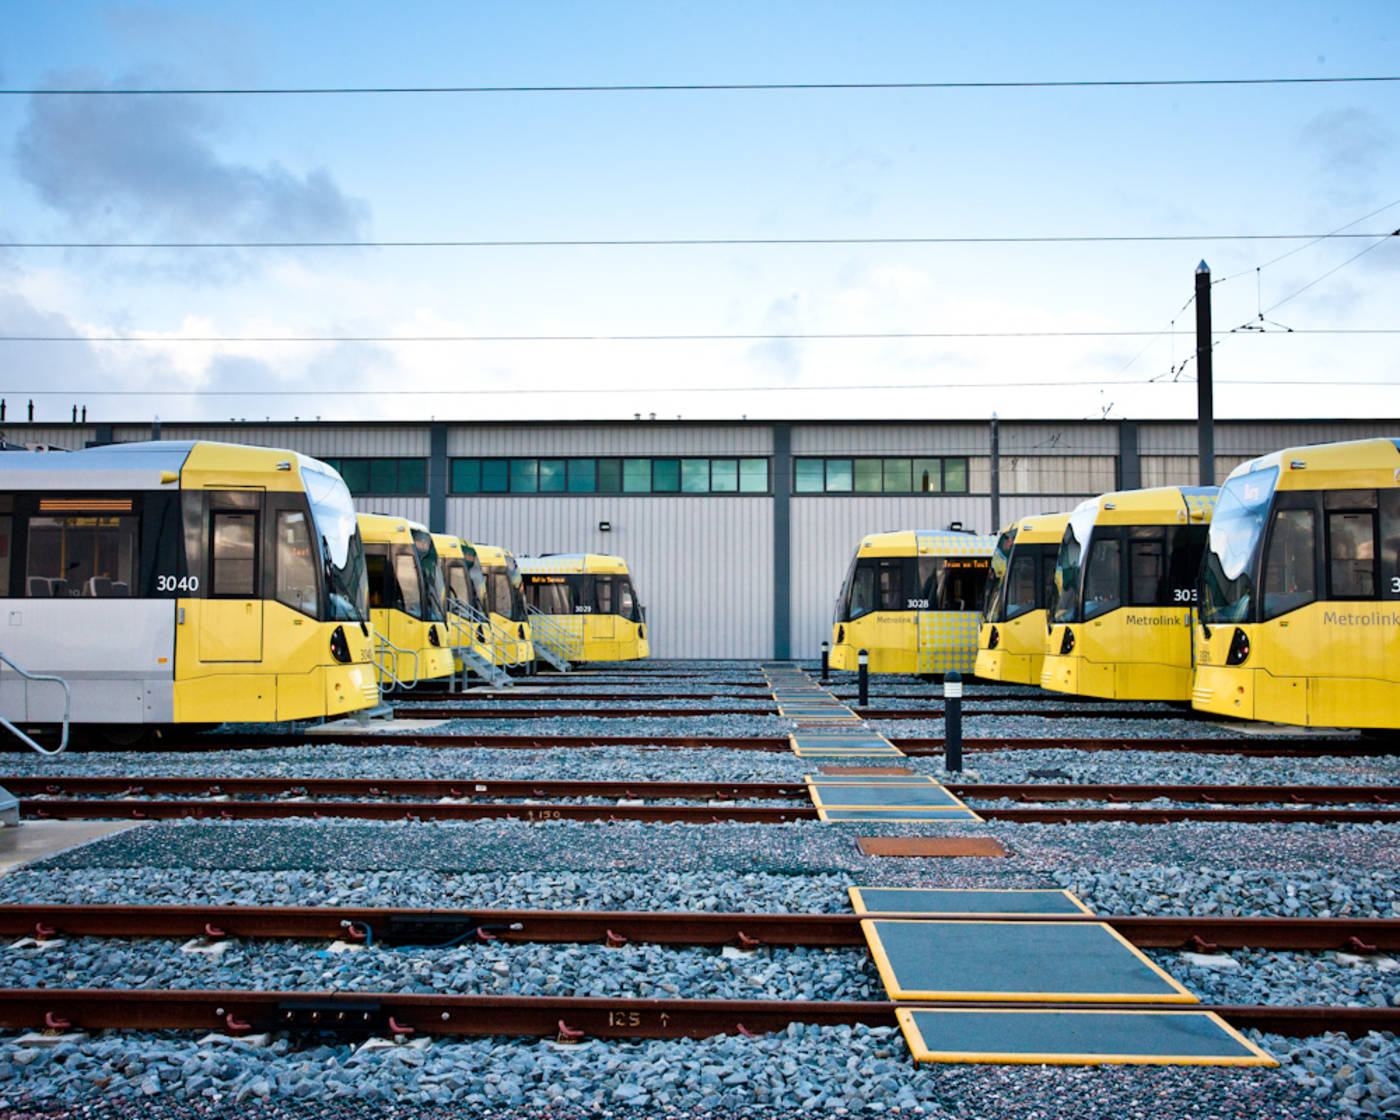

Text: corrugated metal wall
xmin=1138 ymin=421 xmax=1398 ymax=455
xmin=792 ymin=423 xmax=991 ymax=455
xmin=448 ymin=496 xmax=772 ymax=658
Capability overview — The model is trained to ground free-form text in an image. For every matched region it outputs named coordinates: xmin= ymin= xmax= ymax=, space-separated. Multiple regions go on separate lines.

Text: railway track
xmin=26 ymin=732 xmax=1377 ymax=757
xmin=391 ymin=704 xmax=1208 ymax=720
xmin=0 ymin=988 xmax=1391 ymax=1041
xmin=11 ymin=776 xmax=1400 ymax=824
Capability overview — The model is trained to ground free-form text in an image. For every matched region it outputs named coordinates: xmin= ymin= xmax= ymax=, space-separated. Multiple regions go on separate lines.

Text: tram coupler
xmin=820 ymin=641 xmax=830 ymax=683
xmin=857 ymin=649 xmax=869 ymax=707
xmin=944 ymin=671 xmax=963 ymax=773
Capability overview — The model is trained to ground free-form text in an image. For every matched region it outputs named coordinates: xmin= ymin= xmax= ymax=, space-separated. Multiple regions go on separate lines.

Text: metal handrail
xmin=372 ymin=631 xmax=420 ymax=690
xmin=451 ymin=598 xmax=530 ymax=669
xmin=525 ymin=605 xmax=581 ymax=666
xmin=0 ymin=651 xmax=70 ymax=756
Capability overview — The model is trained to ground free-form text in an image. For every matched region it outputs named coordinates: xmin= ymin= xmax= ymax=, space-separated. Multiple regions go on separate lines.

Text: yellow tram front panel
xmin=173 ymin=599 xmax=377 ymax=722
xmin=359 ymin=513 xmax=455 ymax=686
xmin=1192 ymin=439 xmax=1400 ymax=729
xmin=474 ymin=543 xmax=537 ymax=666
xmin=1041 ymin=487 xmax=1216 ymax=703
xmin=976 ymin=513 xmax=1069 ymax=684
xmin=519 ymin=553 xmax=650 ymax=662
xmin=830 ymin=530 xmax=994 ymax=675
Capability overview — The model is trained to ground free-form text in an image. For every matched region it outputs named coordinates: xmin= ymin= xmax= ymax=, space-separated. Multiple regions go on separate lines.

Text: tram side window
xmin=1004 ymin=554 xmax=1039 ymax=619
xmin=1263 ymin=508 xmax=1317 ymax=618
xmin=596 ymin=576 xmax=614 ymax=615
xmin=364 ymin=549 xmax=388 ymax=608
xmin=1382 ymin=491 xmax=1400 ymax=600
xmin=394 ymin=550 xmax=423 ymax=618
xmin=0 ymin=515 xmax=10 ymax=595
xmin=617 ymin=579 xmax=638 ymax=621
xmin=26 ymin=515 xmax=138 ymax=597
xmin=211 ymin=513 xmax=258 ymax=597
xmin=1127 ymin=529 xmax=1166 ymax=606
xmin=1083 ymin=535 xmax=1122 ymax=619
xmin=1327 ymin=510 xmax=1377 ymax=599
xmin=274 ymin=511 xmax=317 ymax=616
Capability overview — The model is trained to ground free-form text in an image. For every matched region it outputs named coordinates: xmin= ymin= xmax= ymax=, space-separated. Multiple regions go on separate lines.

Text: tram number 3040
xmin=156 ymin=575 xmax=200 ymax=593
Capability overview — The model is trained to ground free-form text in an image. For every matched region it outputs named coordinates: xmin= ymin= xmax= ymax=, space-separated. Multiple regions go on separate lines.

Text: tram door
xmin=199 ymin=504 xmax=264 ymax=662
xmin=593 ymin=577 xmax=618 ymax=642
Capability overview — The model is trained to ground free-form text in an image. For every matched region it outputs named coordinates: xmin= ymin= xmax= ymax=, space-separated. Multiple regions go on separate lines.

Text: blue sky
xmin=1 ymin=1 xmax=1397 ymax=424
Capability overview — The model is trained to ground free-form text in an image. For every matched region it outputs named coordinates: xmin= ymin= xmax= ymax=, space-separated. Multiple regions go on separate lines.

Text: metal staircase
xmin=444 ymin=599 xmax=520 ymax=689
xmin=525 ymin=607 xmax=576 ymax=673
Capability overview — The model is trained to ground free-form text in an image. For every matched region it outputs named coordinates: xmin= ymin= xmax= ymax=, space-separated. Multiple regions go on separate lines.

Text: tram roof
xmin=1069 ymin=485 xmax=1218 ymax=526
xmin=469 ymin=543 xmax=516 ymax=566
xmin=1231 ymin=436 xmax=1400 ymax=491
xmin=1004 ymin=512 xmax=1072 ymax=545
xmin=0 ymin=438 xmax=333 ymax=493
xmin=517 ymin=554 xmax=630 ymax=575
xmin=357 ymin=510 xmax=429 ymax=542
xmin=854 ymin=529 xmax=997 ymax=557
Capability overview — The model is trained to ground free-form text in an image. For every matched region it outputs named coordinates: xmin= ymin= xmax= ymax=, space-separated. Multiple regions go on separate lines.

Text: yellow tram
xmin=1041 ymin=486 xmax=1217 ymax=701
xmin=471 ymin=542 xmax=536 ymax=668
xmin=0 ymin=440 xmax=378 ymax=733
xmin=518 ymin=553 xmax=650 ymax=663
xmin=830 ymin=529 xmax=995 ymax=675
xmin=356 ymin=513 xmax=455 ymax=687
xmin=1193 ymin=437 xmax=1400 ymax=729
xmin=975 ymin=512 xmax=1071 ymax=684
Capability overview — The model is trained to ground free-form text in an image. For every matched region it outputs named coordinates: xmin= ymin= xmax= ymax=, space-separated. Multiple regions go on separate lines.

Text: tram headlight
xmin=518 ymin=624 xmax=526 ymax=640
xmin=638 ymin=624 xmax=646 ymax=639
xmin=1060 ymin=628 xmax=1075 ymax=655
xmin=428 ymin=625 xmax=441 ymax=647
xmin=1226 ymin=627 xmax=1250 ymax=666
xmin=329 ymin=625 xmax=352 ymax=664
xmin=988 ymin=626 xmax=1000 ymax=650
xmin=837 ymin=625 xmax=845 ymax=644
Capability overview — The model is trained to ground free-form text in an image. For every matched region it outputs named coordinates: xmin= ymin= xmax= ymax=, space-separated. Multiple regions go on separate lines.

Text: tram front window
xmin=982 ymin=528 xmax=1015 ymax=621
xmin=1083 ymin=534 xmax=1122 ymax=619
xmin=275 ymin=511 xmax=317 ymax=616
xmin=1200 ymin=467 xmax=1277 ymax=625
xmin=1004 ymin=553 xmax=1040 ymax=619
xmin=1052 ymin=507 xmax=1095 ymax=623
xmin=303 ymin=461 xmax=368 ymax=622
xmin=411 ymin=530 xmax=446 ymax=622
xmin=394 ymin=551 xmax=424 ymax=618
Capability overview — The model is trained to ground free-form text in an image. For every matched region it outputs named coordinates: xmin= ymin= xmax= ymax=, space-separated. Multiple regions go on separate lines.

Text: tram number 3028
xmin=156 ymin=575 xmax=200 ymax=593
xmin=905 ymin=598 xmax=931 ymax=610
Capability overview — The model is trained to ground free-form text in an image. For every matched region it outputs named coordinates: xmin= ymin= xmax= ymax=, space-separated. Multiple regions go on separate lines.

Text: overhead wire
xmin=3 ymin=76 xmax=1398 ymax=96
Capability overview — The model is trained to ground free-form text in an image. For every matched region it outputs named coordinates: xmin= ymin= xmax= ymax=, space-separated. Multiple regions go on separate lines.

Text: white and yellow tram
xmin=0 ymin=440 xmax=378 ymax=733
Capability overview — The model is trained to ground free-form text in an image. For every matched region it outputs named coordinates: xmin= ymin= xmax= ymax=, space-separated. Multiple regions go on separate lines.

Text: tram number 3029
xmin=156 ymin=575 xmax=200 ymax=593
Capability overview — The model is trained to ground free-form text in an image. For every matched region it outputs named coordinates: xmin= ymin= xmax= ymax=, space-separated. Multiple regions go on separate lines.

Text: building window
xmin=793 ymin=456 xmax=970 ymax=494
xmin=322 ymin=457 xmax=429 ymax=496
xmin=448 ymin=456 xmax=772 ymax=495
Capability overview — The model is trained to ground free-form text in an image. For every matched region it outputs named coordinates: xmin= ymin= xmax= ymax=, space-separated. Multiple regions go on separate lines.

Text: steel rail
xmin=0 ymin=988 xmax=1392 ymax=1040
xmin=20 ymin=797 xmax=1400 ymax=825
xmin=3 ymin=776 xmax=808 ymax=800
xmin=9 ymin=776 xmax=1397 ymax=806
xmin=29 ymin=733 xmax=1371 ymax=756
xmin=3 ymin=904 xmax=1398 ymax=952
xmin=391 ymin=705 xmax=1207 ymax=720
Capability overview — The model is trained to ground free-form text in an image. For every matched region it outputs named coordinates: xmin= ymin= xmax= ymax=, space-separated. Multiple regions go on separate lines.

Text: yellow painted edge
xmin=848 ymin=887 xmax=1096 ymax=917
xmin=859 ymin=918 xmax=903 ymax=998
xmin=809 ymin=796 xmax=970 ymax=811
xmin=894 ymin=1007 xmax=1277 ymax=1067
xmin=806 ymin=776 xmax=941 ymax=786
xmin=822 ymin=811 xmax=984 ymax=824
xmin=1097 ymin=920 xmax=1199 ymax=1002
xmin=867 ymin=919 xmax=1196 ymax=1003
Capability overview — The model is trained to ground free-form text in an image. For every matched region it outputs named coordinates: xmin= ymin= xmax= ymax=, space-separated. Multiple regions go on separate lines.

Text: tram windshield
xmin=981 ymin=526 xmax=1015 ymax=622
xmin=838 ymin=555 xmax=989 ymax=621
xmin=441 ymin=558 xmax=473 ymax=614
xmin=410 ymin=528 xmax=446 ymax=622
xmin=1200 ymin=466 xmax=1278 ymax=624
xmin=1051 ymin=504 xmax=1097 ymax=623
xmin=301 ymin=459 xmax=368 ymax=622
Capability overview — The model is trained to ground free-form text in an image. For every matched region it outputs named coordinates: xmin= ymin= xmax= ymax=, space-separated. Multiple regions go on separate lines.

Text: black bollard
xmin=857 ymin=649 xmax=869 ymax=707
xmin=944 ymin=670 xmax=963 ymax=773
xmin=820 ymin=640 xmax=830 ymax=683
